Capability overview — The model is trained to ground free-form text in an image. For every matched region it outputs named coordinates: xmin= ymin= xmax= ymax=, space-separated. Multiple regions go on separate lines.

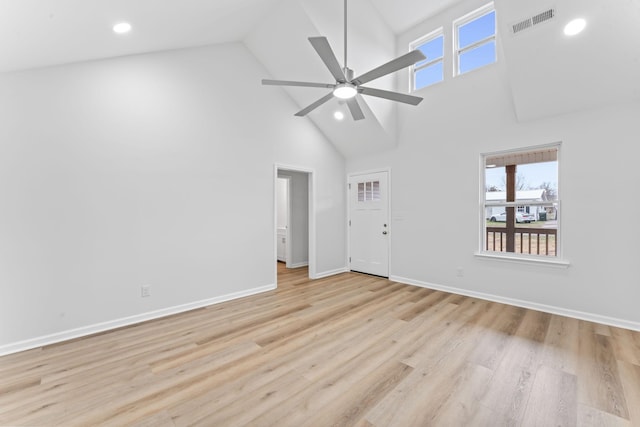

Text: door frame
xmin=274 ymin=164 xmax=316 ymax=286
xmin=347 ymin=168 xmax=392 ymax=277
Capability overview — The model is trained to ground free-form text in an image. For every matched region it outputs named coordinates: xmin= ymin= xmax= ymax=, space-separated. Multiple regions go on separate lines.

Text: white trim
xmin=287 ymin=262 xmax=309 ymax=269
xmin=390 ymin=275 xmax=640 ymax=332
xmin=0 ymin=284 xmax=276 ymax=357
xmin=474 ymin=252 xmax=570 ymax=267
xmin=314 ymin=267 xmax=349 ymax=279
xmin=274 ymin=164 xmax=316 ymax=282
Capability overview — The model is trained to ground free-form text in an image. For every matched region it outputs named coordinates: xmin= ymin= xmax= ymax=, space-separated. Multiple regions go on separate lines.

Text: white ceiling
xmin=1 ymin=0 xmax=638 ymax=158
xmin=369 ymin=0 xmax=465 ymax=33
xmin=498 ymin=0 xmax=640 ymax=121
xmin=0 ymin=0 xmax=463 ymax=159
xmin=0 ymin=0 xmax=286 ymax=73
xmin=0 ymin=0 xmax=463 ymax=74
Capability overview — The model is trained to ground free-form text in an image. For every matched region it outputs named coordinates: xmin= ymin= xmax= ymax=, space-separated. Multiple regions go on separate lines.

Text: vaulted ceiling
xmin=0 ymin=0 xmax=285 ymax=72
xmin=1 ymin=0 xmax=638 ymax=158
xmin=1 ymin=0 xmax=455 ymax=74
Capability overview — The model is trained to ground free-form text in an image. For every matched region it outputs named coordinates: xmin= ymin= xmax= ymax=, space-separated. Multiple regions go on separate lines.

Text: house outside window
xmin=410 ymin=29 xmax=444 ymax=90
xmin=482 ymin=144 xmax=560 ymax=259
xmin=454 ymin=3 xmax=496 ymax=75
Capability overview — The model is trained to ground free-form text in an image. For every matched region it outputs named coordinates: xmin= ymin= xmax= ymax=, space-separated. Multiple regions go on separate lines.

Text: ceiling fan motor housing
xmin=342 ymin=67 xmax=354 ymax=83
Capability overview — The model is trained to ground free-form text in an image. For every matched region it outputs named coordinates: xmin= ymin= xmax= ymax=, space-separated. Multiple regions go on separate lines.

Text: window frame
xmin=409 ymin=28 xmax=444 ymax=92
xmin=477 ymin=142 xmax=569 ymax=267
xmin=453 ymin=2 xmax=496 ymax=76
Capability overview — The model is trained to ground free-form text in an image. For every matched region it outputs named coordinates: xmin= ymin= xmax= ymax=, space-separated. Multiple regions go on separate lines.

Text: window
xmin=482 ymin=144 xmax=561 ymax=260
xmin=410 ymin=29 xmax=444 ymax=90
xmin=357 ymin=180 xmax=380 ymax=202
xmin=454 ymin=3 xmax=496 ymax=75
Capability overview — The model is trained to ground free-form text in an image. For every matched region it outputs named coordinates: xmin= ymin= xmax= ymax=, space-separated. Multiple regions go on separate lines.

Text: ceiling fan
xmin=262 ymin=0 xmax=426 ymax=121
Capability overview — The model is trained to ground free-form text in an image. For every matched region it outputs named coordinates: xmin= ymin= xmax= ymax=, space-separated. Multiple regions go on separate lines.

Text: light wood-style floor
xmin=1 ymin=264 xmax=640 ymax=426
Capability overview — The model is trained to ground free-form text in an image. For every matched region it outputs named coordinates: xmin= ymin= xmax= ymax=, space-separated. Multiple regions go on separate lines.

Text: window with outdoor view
xmin=482 ymin=144 xmax=560 ymax=259
xmin=410 ymin=29 xmax=444 ymax=90
xmin=454 ymin=3 xmax=496 ymax=75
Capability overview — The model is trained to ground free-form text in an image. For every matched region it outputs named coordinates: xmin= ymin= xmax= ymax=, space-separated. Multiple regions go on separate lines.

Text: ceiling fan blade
xmin=359 ymin=86 xmax=423 ymax=106
xmin=295 ymin=92 xmax=335 ymax=117
xmin=346 ymin=97 xmax=365 ymax=121
xmin=308 ymin=37 xmax=347 ymax=82
xmin=262 ymin=79 xmax=335 ymax=89
xmin=351 ymin=50 xmax=426 ymax=86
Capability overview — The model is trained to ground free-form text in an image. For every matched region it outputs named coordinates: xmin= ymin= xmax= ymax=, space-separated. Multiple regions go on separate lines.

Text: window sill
xmin=474 ymin=252 xmax=570 ymax=268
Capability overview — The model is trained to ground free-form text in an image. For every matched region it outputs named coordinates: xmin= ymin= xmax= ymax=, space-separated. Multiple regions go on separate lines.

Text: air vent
xmin=532 ymin=9 xmax=555 ymax=25
xmin=511 ymin=8 xmax=555 ymax=34
xmin=512 ymin=20 xmax=532 ymax=34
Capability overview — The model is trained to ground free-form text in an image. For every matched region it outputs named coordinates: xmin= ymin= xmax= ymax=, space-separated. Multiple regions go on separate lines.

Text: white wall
xmin=0 ymin=42 xmax=346 ymax=353
xmin=347 ymin=0 xmax=640 ymax=328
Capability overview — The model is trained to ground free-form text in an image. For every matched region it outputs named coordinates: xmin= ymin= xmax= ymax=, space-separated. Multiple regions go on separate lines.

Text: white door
xmin=349 ymin=171 xmax=389 ymax=277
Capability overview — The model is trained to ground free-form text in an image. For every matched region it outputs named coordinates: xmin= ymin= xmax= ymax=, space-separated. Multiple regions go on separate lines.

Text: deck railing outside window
xmin=486 ymin=227 xmax=556 ymax=256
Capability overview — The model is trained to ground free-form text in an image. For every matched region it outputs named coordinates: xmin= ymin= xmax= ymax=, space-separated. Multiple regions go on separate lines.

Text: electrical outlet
xmin=141 ymin=285 xmax=151 ymax=297
xmin=456 ymin=268 xmax=464 ymax=278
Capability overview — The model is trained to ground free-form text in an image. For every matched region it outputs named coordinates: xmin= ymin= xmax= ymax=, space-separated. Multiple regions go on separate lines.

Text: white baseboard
xmin=313 ymin=267 xmax=349 ymax=279
xmin=287 ymin=261 xmax=309 ymax=269
xmin=390 ymin=275 xmax=640 ymax=332
xmin=0 ymin=284 xmax=276 ymax=357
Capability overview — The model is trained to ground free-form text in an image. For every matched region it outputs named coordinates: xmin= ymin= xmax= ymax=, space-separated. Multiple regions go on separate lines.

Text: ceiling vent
xmin=511 ymin=8 xmax=555 ymax=35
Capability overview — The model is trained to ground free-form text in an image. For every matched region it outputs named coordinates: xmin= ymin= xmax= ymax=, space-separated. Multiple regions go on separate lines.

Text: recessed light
xmin=564 ymin=18 xmax=586 ymax=36
xmin=113 ymin=22 xmax=132 ymax=34
xmin=334 ymin=111 xmax=345 ymax=120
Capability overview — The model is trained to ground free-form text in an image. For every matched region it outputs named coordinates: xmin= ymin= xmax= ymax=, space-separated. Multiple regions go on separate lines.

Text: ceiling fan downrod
xmin=343 ymin=0 xmax=348 ymax=75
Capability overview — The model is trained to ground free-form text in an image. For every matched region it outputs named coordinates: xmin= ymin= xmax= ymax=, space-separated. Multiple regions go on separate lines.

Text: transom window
xmin=482 ymin=144 xmax=560 ymax=259
xmin=410 ymin=29 xmax=444 ymax=90
xmin=454 ymin=3 xmax=496 ymax=75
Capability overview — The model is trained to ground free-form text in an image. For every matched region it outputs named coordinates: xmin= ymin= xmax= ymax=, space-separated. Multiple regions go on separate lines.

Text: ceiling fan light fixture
xmin=333 ymin=83 xmax=357 ymax=99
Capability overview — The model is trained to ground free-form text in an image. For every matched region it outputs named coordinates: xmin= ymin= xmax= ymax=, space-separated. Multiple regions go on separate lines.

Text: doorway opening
xmin=275 ymin=165 xmax=314 ymax=286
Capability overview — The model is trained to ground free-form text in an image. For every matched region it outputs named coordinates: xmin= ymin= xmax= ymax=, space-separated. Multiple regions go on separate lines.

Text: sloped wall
xmin=0 ymin=42 xmax=346 ymax=352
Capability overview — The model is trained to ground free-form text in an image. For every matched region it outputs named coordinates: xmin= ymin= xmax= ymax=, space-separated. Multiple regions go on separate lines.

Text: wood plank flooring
xmin=1 ymin=263 xmax=639 ymax=426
